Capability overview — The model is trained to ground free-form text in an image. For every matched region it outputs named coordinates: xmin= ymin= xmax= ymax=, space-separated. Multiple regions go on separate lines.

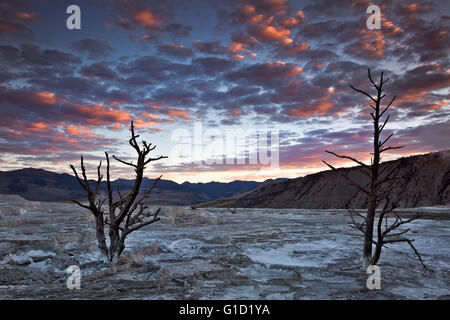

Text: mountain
xmin=181 ymin=180 xmax=259 ymax=199
xmin=0 ymin=168 xmax=86 ymax=202
xmin=203 ymin=150 xmax=450 ymax=209
xmin=2 ymin=150 xmax=449 ymax=208
xmin=0 ymin=168 xmax=259 ymax=205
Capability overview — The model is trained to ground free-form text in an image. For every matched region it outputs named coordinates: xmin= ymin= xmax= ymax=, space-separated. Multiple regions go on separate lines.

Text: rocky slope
xmin=206 ymin=150 xmax=450 ymax=209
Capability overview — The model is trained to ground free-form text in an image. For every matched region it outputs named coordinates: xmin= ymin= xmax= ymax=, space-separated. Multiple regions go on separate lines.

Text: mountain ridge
xmin=0 ymin=168 xmax=261 ymax=205
xmin=1 ymin=150 xmax=449 ymax=208
xmin=201 ymin=150 xmax=450 ymax=209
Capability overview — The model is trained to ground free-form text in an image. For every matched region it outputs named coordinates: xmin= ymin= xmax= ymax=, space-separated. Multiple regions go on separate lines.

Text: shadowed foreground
xmin=0 ymin=199 xmax=449 ymax=299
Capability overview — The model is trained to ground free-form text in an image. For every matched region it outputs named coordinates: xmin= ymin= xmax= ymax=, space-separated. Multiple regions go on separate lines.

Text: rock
xmin=0 ymin=267 xmax=31 ymax=285
xmin=28 ymin=250 xmax=56 ymax=262
xmin=7 ymin=254 xmax=31 ymax=266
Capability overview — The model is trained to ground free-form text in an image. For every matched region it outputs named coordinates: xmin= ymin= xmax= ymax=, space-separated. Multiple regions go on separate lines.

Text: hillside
xmin=0 ymin=168 xmax=259 ymax=205
xmin=204 ymin=150 xmax=450 ymax=209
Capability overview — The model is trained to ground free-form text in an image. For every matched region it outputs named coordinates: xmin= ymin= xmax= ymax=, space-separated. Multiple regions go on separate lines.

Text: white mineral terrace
xmin=0 ymin=200 xmax=449 ymax=299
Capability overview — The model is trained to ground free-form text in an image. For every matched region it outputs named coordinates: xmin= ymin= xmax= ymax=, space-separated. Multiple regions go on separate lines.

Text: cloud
xmin=0 ymin=0 xmax=448 ymax=181
xmin=0 ymin=44 xmax=81 ymax=77
xmin=193 ymin=40 xmax=228 ymax=55
xmin=70 ymin=38 xmax=115 ymax=59
xmin=157 ymin=43 xmax=194 ymax=59
xmin=164 ymin=108 xmax=192 ymax=120
xmin=80 ymin=62 xmax=118 ymax=80
xmin=253 ymin=25 xmax=290 ymax=41
xmin=193 ymin=57 xmax=236 ymax=75
xmin=225 ymin=61 xmax=303 ymax=86
xmin=14 ymin=11 xmax=40 ymax=21
xmin=0 ymin=20 xmax=32 ymax=37
xmin=132 ymin=7 xmax=162 ymax=29
xmin=285 ymin=100 xmax=335 ymax=118
xmin=162 ymin=23 xmax=192 ymax=37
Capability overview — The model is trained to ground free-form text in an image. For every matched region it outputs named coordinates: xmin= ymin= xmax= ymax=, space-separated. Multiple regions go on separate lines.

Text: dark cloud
xmin=80 ymin=62 xmax=118 ymax=80
xmin=0 ymin=19 xmax=33 ymax=37
xmin=193 ymin=40 xmax=228 ymax=55
xmin=70 ymin=38 xmax=115 ymax=59
xmin=225 ymin=61 xmax=303 ymax=86
xmin=0 ymin=44 xmax=81 ymax=78
xmin=157 ymin=43 xmax=194 ymax=59
xmin=193 ymin=57 xmax=236 ymax=75
xmin=162 ymin=23 xmax=192 ymax=37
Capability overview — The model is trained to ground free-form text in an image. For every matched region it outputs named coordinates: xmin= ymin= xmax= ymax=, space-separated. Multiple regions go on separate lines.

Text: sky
xmin=0 ymin=0 xmax=449 ymax=183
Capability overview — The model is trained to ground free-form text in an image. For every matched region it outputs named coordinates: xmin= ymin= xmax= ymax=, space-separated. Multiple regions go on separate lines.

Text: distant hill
xmin=0 ymin=168 xmax=259 ymax=205
xmin=2 ymin=150 xmax=449 ymax=209
xmin=203 ymin=150 xmax=450 ymax=209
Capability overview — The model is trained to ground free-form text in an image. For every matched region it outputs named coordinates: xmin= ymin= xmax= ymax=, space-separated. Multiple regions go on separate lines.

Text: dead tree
xmin=323 ymin=69 xmax=427 ymax=270
xmin=70 ymin=121 xmax=167 ymax=263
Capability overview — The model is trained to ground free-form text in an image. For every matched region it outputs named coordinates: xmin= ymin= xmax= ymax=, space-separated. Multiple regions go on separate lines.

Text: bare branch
xmin=79 ymin=156 xmax=90 ymax=193
xmin=349 ymin=84 xmax=377 ymax=103
xmin=380 ymin=96 xmax=396 ymax=118
xmin=325 ymin=150 xmax=370 ymax=170
xmin=71 ymin=200 xmax=90 ymax=210
xmin=122 ymin=208 xmax=161 ymax=237
xmin=379 ymin=115 xmax=390 ymax=134
xmin=379 ymin=132 xmax=393 ymax=148
xmin=383 ymin=237 xmax=428 ymax=270
xmin=113 ymin=155 xmax=138 ymax=168
xmin=368 ymin=68 xmax=380 ymax=90
xmin=380 ymin=145 xmax=405 ymax=153
xmin=105 ymin=152 xmax=113 ymax=209
xmin=323 ymin=160 xmax=369 ymax=195
xmin=70 ymin=164 xmax=87 ymax=191
xmin=144 ymin=155 xmax=168 ymax=165
xmin=94 ymin=161 xmax=103 ymax=196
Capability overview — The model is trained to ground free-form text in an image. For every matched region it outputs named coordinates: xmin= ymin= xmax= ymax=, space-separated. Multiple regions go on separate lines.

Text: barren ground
xmin=0 ymin=198 xmax=449 ymax=299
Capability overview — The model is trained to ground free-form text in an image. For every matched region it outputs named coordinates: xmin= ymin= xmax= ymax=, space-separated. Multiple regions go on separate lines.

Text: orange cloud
xmin=288 ymin=100 xmax=335 ymax=118
xmin=282 ymin=42 xmax=309 ymax=54
xmin=166 ymin=108 xmax=192 ymax=120
xmin=228 ymin=40 xmax=256 ymax=60
xmin=346 ymin=28 xmax=386 ymax=58
xmin=15 ymin=12 xmax=40 ymax=21
xmin=34 ymin=91 xmax=57 ymax=105
xmin=402 ymin=3 xmax=432 ymax=15
xmin=256 ymin=25 xmax=290 ymax=41
xmin=28 ymin=122 xmax=51 ymax=132
xmin=71 ymin=104 xmax=132 ymax=125
xmin=264 ymin=0 xmax=288 ymax=15
xmin=133 ymin=8 xmax=162 ymax=29
xmin=0 ymin=20 xmax=31 ymax=34
xmin=66 ymin=125 xmax=91 ymax=136
xmin=280 ymin=12 xmax=304 ymax=27
xmin=242 ymin=5 xmax=256 ymax=15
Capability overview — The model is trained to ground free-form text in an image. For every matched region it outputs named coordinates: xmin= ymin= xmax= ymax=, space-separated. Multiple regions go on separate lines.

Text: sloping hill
xmin=0 ymin=168 xmax=259 ymax=205
xmin=206 ymin=150 xmax=450 ymax=209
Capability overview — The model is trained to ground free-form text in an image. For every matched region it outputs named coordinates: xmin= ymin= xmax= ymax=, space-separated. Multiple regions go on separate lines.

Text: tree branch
xmin=323 ymin=160 xmax=369 ymax=195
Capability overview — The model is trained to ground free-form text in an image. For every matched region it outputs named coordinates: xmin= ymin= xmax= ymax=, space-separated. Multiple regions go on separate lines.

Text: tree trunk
xmin=363 ymin=195 xmax=376 ymax=269
xmin=94 ymin=215 xmax=109 ymax=262
xmin=363 ymin=80 xmax=381 ymax=269
xmin=371 ymin=212 xmax=384 ymax=266
xmin=108 ymin=226 xmax=124 ymax=263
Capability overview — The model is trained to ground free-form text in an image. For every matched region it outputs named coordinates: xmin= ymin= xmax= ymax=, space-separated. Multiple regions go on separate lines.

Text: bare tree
xmin=70 ymin=121 xmax=167 ymax=263
xmin=323 ymin=69 xmax=427 ymax=270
